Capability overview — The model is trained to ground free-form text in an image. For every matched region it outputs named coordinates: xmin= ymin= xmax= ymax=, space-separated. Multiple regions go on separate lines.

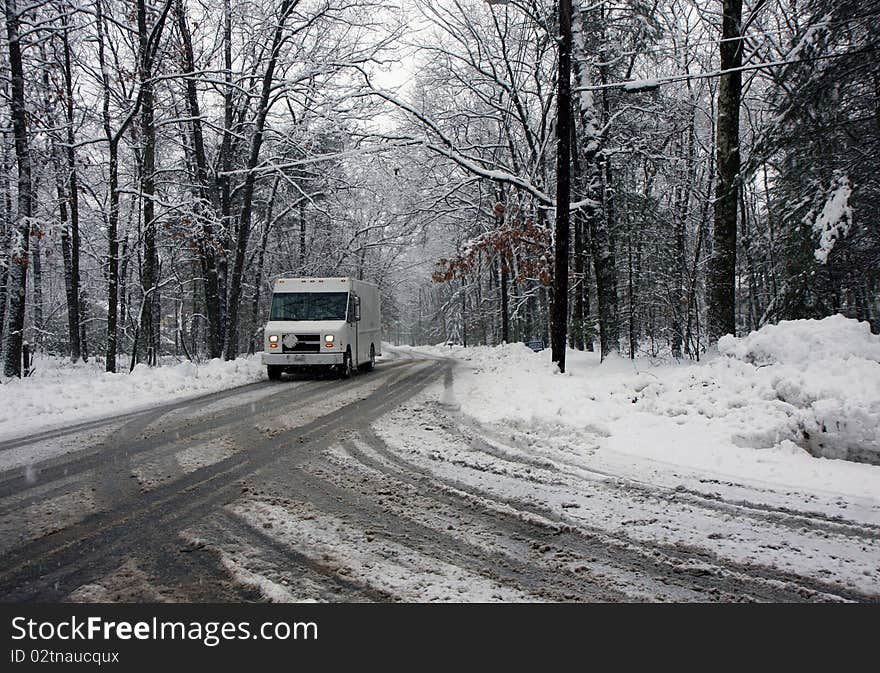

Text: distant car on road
xmin=526 ymin=340 xmax=545 ymax=352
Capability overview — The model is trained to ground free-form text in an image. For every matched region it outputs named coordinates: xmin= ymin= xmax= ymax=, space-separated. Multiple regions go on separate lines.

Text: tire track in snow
xmin=0 ymin=360 xmax=442 ymax=601
xmin=452 ymin=408 xmax=880 ymax=540
xmin=319 ymin=441 xmax=690 ymax=601
xmin=367 ymin=410 xmax=877 ymax=602
xmin=182 ymin=510 xmax=396 ymax=602
xmin=228 ymin=498 xmax=537 ymax=602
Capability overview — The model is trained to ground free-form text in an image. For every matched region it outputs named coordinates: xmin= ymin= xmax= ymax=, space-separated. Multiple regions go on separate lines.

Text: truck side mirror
xmin=355 ymin=297 xmax=361 ymax=321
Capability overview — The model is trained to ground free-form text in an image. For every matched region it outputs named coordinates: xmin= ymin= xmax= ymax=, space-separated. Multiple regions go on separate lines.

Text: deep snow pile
xmin=418 ymin=315 xmax=880 ymax=497
xmin=718 ymin=315 xmax=880 ymax=461
xmin=0 ymin=355 xmax=265 ymax=441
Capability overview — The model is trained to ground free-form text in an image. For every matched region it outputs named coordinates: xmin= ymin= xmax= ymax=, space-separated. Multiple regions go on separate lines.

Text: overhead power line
xmin=576 ymin=46 xmax=880 ymax=93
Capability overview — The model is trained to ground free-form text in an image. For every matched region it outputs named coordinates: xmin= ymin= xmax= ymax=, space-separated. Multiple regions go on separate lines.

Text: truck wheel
xmin=267 ymin=365 xmax=283 ymax=381
xmin=363 ymin=344 xmax=375 ymax=371
xmin=340 ymin=351 xmax=353 ymax=379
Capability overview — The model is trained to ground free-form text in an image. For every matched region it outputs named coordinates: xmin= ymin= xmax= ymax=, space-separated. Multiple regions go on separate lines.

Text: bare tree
xmin=2 ymin=0 xmax=33 ymax=377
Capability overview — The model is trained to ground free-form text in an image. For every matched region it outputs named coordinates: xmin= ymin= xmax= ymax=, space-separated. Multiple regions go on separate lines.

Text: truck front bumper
xmin=262 ymin=352 xmax=344 ymax=366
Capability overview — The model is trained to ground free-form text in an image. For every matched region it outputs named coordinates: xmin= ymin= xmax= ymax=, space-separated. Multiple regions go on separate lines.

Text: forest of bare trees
xmin=401 ymin=0 xmax=878 ymax=361
xmin=1 ymin=0 xmax=877 ymax=378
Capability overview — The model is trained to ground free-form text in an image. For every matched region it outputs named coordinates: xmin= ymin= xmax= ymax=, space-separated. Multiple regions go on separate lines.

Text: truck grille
xmin=282 ymin=333 xmax=320 ymax=353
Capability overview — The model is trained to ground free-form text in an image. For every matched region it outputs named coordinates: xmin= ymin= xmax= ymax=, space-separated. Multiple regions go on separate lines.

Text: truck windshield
xmin=269 ymin=292 xmax=348 ymax=321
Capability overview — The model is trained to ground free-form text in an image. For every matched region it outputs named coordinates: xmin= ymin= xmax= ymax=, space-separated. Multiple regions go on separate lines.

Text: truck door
xmin=348 ymin=294 xmax=360 ymax=367
xmin=355 ymin=296 xmax=362 ymax=363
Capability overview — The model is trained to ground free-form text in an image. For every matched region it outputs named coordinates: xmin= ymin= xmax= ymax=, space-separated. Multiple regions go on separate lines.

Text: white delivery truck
xmin=262 ymin=277 xmax=382 ymax=380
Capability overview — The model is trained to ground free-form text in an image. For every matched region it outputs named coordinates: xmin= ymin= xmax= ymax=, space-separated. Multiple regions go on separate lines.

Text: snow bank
xmin=717 ymin=314 xmax=880 ymax=365
xmin=718 ymin=315 xmax=880 ymax=462
xmin=420 ymin=315 xmax=880 ymax=498
xmin=0 ymin=355 xmax=265 ymax=441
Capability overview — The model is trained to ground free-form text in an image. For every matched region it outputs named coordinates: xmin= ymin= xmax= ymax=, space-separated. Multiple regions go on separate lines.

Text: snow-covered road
xmin=0 ymin=350 xmax=877 ymax=602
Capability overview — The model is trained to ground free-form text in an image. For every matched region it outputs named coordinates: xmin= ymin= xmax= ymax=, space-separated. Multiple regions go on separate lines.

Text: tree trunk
xmin=79 ymin=286 xmax=89 ymax=361
xmin=494 ymin=185 xmax=510 ymax=344
xmin=685 ymin=117 xmax=715 ymax=358
xmin=572 ymin=214 xmax=585 ymax=351
xmin=0 ymin=134 xmax=12 ymax=347
xmin=627 ymin=220 xmax=635 ymax=358
xmin=61 ymin=16 xmax=83 ymax=364
xmin=120 ymin=232 xmax=130 ymax=351
xmin=216 ymin=0 xmax=234 ymax=352
xmin=96 ymin=0 xmax=119 ymax=372
xmin=299 ymin=200 xmax=307 ymax=268
xmin=224 ymin=0 xmax=297 ymax=361
xmin=583 ymin=225 xmax=593 ymax=352
xmin=550 ymin=0 xmax=573 ymax=372
xmin=593 ymin=163 xmax=620 ymax=358
xmin=707 ymin=0 xmax=743 ymax=343
xmin=136 ymin=0 xmax=170 ymax=366
xmin=58 ymin=178 xmax=79 ymax=360
xmin=31 ymin=183 xmax=42 ymax=344
xmin=461 ymin=278 xmax=467 ymax=348
xmin=39 ymin=38 xmax=81 ymax=363
xmin=2 ymin=0 xmax=33 ymax=378
xmin=671 ymin=124 xmax=693 ymax=359
xmin=175 ymin=0 xmax=223 ymax=358
xmin=572 ymin=1 xmax=618 ymax=360
xmin=500 ymin=256 xmax=509 ymax=344
xmin=246 ymin=178 xmax=280 ymax=355
xmin=246 ymin=228 xmax=269 ymax=356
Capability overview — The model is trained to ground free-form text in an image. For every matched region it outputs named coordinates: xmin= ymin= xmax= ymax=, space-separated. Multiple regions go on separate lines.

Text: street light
xmin=487 ymin=0 xmax=572 ymax=373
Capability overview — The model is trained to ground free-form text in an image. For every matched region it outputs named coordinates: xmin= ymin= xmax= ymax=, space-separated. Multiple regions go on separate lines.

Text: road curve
xmin=0 ymin=354 xmax=876 ymax=603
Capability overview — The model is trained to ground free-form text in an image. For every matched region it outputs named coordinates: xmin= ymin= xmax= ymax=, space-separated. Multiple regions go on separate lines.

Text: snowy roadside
xmin=392 ymin=316 xmax=880 ymax=518
xmin=0 ymin=355 xmax=266 ymax=443
xmin=369 ymin=317 xmax=880 ymax=597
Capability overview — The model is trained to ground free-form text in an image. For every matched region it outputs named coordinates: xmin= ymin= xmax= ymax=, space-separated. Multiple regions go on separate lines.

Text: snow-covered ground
xmin=3 ymin=316 xmax=878 ymax=601
xmin=390 ymin=315 xmax=880 ymax=519
xmin=362 ymin=316 xmax=880 ymax=598
xmin=0 ymin=355 xmax=266 ymax=442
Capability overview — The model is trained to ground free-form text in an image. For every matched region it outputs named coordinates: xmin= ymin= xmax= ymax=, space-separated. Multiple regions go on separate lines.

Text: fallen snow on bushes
xmin=0 ymin=355 xmax=265 ymax=442
xmin=400 ymin=315 xmax=880 ymax=506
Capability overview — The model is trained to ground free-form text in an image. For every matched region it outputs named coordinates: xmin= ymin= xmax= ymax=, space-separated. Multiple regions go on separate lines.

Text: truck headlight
xmin=324 ymin=335 xmax=334 ymax=343
xmin=269 ymin=335 xmax=279 ymax=343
